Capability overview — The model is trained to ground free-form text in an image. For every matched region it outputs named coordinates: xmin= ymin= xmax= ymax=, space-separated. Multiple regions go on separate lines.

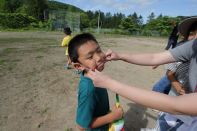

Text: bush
xmin=0 ymin=13 xmax=38 ymax=28
xmin=161 ymin=29 xmax=169 ymax=36
xmin=141 ymin=30 xmax=152 ymax=36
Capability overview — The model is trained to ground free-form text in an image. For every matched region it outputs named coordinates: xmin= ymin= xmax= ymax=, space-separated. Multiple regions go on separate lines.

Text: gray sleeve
xmin=169 ymin=39 xmax=195 ymax=62
xmin=165 ymin=62 xmax=181 ymax=72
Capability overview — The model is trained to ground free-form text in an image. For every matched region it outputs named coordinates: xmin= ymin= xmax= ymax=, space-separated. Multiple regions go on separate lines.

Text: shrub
xmin=0 ymin=13 xmax=38 ymax=28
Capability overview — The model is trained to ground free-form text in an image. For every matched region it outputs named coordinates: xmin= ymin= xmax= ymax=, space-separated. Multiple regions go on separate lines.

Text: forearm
xmin=119 ymin=51 xmax=174 ymax=66
xmin=171 ymin=81 xmax=182 ymax=90
xmin=90 ymin=113 xmax=113 ymax=129
xmin=167 ymin=70 xmax=183 ymax=92
xmin=76 ymin=113 xmax=113 ymax=130
xmin=105 ymin=79 xmax=197 ymax=115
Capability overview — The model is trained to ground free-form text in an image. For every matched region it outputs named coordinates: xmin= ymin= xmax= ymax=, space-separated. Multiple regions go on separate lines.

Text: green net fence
xmin=45 ymin=10 xmax=80 ymax=32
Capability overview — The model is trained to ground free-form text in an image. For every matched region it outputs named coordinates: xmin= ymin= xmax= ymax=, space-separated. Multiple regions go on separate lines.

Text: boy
xmin=68 ymin=33 xmax=123 ymax=131
xmin=61 ymin=27 xmax=72 ymax=69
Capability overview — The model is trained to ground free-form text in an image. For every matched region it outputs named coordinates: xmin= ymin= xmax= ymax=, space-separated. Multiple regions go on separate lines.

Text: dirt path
xmin=0 ymin=32 xmax=167 ymax=131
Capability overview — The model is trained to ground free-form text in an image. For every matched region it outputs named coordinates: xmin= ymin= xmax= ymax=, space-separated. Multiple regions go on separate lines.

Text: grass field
xmin=0 ymin=31 xmax=167 ymax=131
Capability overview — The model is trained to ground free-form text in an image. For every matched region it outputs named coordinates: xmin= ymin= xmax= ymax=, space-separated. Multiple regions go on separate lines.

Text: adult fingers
xmin=105 ymin=49 xmax=112 ymax=56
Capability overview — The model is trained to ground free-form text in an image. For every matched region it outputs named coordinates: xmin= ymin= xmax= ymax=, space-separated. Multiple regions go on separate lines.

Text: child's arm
xmin=76 ymin=125 xmax=86 ymax=131
xmin=76 ymin=106 xmax=123 ymax=130
xmin=90 ymin=106 xmax=123 ymax=128
xmin=61 ymin=40 xmax=67 ymax=47
xmin=166 ymin=70 xmax=185 ymax=95
xmin=87 ymin=70 xmax=197 ymax=116
xmin=61 ymin=37 xmax=69 ymax=47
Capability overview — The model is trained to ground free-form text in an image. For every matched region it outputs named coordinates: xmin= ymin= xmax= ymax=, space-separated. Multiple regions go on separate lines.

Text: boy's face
xmin=74 ymin=40 xmax=106 ymax=72
xmin=188 ymin=30 xmax=197 ymax=40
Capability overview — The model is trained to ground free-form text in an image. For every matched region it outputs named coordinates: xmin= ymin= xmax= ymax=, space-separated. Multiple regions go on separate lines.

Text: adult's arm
xmin=108 ymin=79 xmax=197 ymax=115
xmin=106 ymin=50 xmax=176 ymax=66
xmin=87 ymin=70 xmax=197 ymax=116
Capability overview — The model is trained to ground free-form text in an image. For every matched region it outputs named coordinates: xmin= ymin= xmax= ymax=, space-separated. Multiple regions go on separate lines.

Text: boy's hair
xmin=64 ymin=27 xmax=72 ymax=35
xmin=185 ymin=22 xmax=197 ymax=39
xmin=68 ymin=33 xmax=98 ymax=63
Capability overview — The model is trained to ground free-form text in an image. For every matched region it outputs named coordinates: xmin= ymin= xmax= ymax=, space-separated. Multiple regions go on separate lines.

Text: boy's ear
xmin=72 ymin=62 xmax=85 ymax=71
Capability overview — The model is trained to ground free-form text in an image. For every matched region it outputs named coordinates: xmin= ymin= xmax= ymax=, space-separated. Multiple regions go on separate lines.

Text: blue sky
xmin=56 ymin=0 xmax=197 ymax=22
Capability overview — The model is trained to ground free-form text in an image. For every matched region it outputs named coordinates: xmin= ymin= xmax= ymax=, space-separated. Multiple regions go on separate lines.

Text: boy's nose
xmin=95 ymin=54 xmax=102 ymax=62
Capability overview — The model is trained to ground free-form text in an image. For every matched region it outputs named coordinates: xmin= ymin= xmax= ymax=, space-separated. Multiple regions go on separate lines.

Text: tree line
xmin=81 ymin=11 xmax=184 ymax=36
xmin=0 ymin=0 xmax=185 ymax=36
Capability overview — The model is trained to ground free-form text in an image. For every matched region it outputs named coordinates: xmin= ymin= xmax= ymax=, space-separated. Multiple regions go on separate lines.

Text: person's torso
xmin=78 ymin=75 xmax=109 ymax=131
xmin=170 ymin=39 xmax=197 ymax=93
xmin=188 ymin=55 xmax=197 ymax=92
xmin=175 ymin=62 xmax=190 ymax=92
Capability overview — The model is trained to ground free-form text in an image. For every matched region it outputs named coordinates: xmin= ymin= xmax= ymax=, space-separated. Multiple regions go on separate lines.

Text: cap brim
xmin=178 ymin=17 xmax=197 ymax=37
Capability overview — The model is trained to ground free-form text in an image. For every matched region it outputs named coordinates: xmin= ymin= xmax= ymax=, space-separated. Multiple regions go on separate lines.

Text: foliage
xmin=0 ymin=0 xmax=186 ymax=37
xmin=120 ymin=12 xmax=143 ymax=34
xmin=0 ymin=0 xmax=23 ymax=13
xmin=80 ymin=12 xmax=90 ymax=29
xmin=0 ymin=13 xmax=38 ymax=28
xmin=144 ymin=16 xmax=182 ymax=36
xmin=24 ymin=0 xmax=48 ymax=20
xmin=48 ymin=1 xmax=83 ymax=12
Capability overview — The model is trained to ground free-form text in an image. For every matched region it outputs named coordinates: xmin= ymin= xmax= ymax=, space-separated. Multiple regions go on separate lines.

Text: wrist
xmin=103 ymin=77 xmax=115 ymax=90
xmin=108 ymin=112 xmax=115 ymax=123
xmin=118 ymin=54 xmax=123 ymax=60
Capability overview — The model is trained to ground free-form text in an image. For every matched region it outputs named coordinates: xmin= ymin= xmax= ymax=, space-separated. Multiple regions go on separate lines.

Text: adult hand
xmin=87 ymin=69 xmax=111 ymax=88
xmin=105 ymin=49 xmax=120 ymax=61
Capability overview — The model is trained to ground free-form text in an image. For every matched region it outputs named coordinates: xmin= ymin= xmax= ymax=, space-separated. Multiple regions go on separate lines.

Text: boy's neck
xmin=83 ymin=69 xmax=95 ymax=79
xmin=83 ymin=70 xmax=89 ymax=77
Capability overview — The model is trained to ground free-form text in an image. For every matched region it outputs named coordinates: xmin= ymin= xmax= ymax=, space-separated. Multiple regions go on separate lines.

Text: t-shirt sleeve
xmin=61 ymin=37 xmax=69 ymax=47
xmin=169 ymin=39 xmax=195 ymax=62
xmin=76 ymin=81 xmax=95 ymax=128
xmin=165 ymin=63 xmax=178 ymax=72
xmin=165 ymin=62 xmax=181 ymax=72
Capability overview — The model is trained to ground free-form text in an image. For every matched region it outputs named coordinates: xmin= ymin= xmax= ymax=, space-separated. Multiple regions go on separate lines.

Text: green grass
xmin=2 ymin=48 xmax=18 ymax=54
xmin=35 ymin=47 xmax=48 ymax=52
xmin=0 ymin=58 xmax=21 ymax=72
xmin=35 ymin=55 xmax=44 ymax=59
xmin=0 ymin=59 xmax=8 ymax=65
xmin=65 ymin=128 xmax=73 ymax=131
xmin=0 ymin=38 xmax=58 ymax=45
xmin=0 ymin=59 xmax=21 ymax=65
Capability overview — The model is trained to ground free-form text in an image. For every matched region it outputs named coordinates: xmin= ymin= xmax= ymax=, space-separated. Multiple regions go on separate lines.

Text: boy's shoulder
xmin=65 ymin=35 xmax=72 ymax=39
xmin=63 ymin=35 xmax=71 ymax=40
xmin=78 ymin=74 xmax=95 ymax=96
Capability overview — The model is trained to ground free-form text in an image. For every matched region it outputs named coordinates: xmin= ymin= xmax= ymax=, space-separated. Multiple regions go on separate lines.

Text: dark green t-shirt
xmin=76 ymin=74 xmax=109 ymax=131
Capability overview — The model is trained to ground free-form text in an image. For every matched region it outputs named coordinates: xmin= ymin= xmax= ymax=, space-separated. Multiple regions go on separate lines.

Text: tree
xmin=80 ymin=12 xmax=89 ymax=29
xmin=24 ymin=0 xmax=48 ymax=20
xmin=145 ymin=15 xmax=181 ymax=36
xmin=158 ymin=13 xmax=163 ymax=18
xmin=120 ymin=12 xmax=143 ymax=33
xmin=147 ymin=12 xmax=155 ymax=23
xmin=0 ymin=0 xmax=23 ymax=13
